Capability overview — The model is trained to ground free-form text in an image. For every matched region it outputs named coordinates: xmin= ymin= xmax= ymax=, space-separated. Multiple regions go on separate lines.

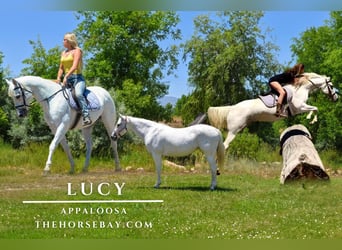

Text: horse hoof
xmin=42 ymin=170 xmax=50 ymax=176
xmin=216 ymin=169 xmax=221 ymax=175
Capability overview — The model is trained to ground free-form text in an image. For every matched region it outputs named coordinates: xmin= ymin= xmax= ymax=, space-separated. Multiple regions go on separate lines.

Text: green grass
xmin=0 ymin=142 xmax=342 ymax=239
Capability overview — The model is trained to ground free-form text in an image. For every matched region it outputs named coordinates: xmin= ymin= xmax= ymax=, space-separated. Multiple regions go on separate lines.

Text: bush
xmin=228 ymin=128 xmax=281 ymax=162
xmin=0 ymin=108 xmax=10 ymax=141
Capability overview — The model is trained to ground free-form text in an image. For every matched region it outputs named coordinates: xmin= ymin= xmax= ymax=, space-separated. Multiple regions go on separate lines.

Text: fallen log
xmin=279 ymin=124 xmax=329 ymax=184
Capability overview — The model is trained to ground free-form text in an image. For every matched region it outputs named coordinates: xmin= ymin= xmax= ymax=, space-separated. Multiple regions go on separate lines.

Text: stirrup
xmin=83 ymin=116 xmax=92 ymax=126
xmin=275 ymin=103 xmax=282 ymax=117
xmin=278 ymin=111 xmax=287 ymax=118
xmin=275 ymin=104 xmax=287 ymax=117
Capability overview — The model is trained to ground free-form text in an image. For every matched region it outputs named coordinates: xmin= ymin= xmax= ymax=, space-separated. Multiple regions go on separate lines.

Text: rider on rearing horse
xmin=268 ymin=63 xmax=305 ymax=117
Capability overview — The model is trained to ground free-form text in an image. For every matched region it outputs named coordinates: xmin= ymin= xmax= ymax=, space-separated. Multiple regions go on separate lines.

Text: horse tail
xmin=216 ymin=134 xmax=225 ymax=175
xmin=188 ymin=113 xmax=208 ymax=126
xmin=207 ymin=106 xmax=231 ymax=129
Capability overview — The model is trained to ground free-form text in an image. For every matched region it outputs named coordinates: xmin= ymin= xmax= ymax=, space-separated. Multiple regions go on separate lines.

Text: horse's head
xmin=301 ymin=73 xmax=339 ymax=102
xmin=111 ymin=114 xmax=128 ymax=141
xmin=6 ymin=78 xmax=33 ymax=117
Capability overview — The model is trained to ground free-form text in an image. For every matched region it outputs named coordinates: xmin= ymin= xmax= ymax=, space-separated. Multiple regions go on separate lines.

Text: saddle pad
xmin=258 ymin=94 xmax=277 ymax=108
xmin=65 ymin=88 xmax=101 ymax=111
xmin=259 ymin=86 xmax=293 ymax=108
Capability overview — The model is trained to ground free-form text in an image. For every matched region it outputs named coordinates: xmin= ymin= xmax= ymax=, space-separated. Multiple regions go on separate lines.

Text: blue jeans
xmin=67 ymin=74 xmax=89 ymax=117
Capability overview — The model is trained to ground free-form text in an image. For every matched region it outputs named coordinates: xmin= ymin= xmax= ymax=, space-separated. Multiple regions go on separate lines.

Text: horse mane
xmin=128 ymin=116 xmax=169 ymax=129
xmin=20 ymin=75 xmax=57 ymax=83
xmin=16 ymin=76 xmax=61 ymax=90
xmin=303 ymin=72 xmax=327 ymax=79
xmin=295 ymin=72 xmax=326 ymax=88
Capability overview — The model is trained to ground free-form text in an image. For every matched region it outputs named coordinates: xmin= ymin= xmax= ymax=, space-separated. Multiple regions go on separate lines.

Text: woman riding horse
xmin=268 ymin=63 xmax=305 ymax=117
xmin=57 ymin=32 xmax=92 ymax=126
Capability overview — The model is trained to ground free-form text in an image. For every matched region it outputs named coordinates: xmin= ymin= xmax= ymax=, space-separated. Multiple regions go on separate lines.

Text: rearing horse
xmin=7 ymin=76 xmax=121 ymax=174
xmin=206 ymin=72 xmax=339 ymax=150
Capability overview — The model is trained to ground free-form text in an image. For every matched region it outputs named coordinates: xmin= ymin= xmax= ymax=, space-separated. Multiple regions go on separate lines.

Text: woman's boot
xmin=275 ymin=103 xmax=286 ymax=117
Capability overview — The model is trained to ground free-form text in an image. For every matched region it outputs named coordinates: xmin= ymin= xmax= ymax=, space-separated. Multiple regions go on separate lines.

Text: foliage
xmin=7 ymin=104 xmax=53 ymax=149
xmin=0 ymin=108 xmax=9 ymax=141
xmin=4 ymin=38 xmax=59 ymax=147
xmin=0 ymin=53 xmax=11 ymax=141
xmin=180 ymin=11 xmax=279 ymax=118
xmin=177 ymin=11 xmax=341 ymax=151
xmin=75 ymin=11 xmax=181 ymax=120
xmin=2 ymin=11 xmax=181 ymax=154
xmin=227 ymin=128 xmax=279 ymax=162
xmin=291 ymin=11 xmax=342 ymax=150
xmin=1 ymin=11 xmax=341 ymax=157
xmin=21 ymin=39 xmax=62 ymax=78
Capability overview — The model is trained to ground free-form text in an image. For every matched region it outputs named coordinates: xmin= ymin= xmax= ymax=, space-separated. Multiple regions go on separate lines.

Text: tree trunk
xmin=279 ymin=124 xmax=329 ymax=184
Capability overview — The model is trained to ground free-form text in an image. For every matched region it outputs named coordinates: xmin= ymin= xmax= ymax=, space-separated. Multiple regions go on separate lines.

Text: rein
xmin=40 ymin=87 xmax=64 ymax=103
xmin=12 ymin=80 xmax=32 ymax=109
xmin=306 ymin=77 xmax=336 ymax=100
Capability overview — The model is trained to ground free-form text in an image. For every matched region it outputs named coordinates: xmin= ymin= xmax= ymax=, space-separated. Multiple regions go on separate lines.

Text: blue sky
xmin=0 ymin=11 xmax=330 ymax=97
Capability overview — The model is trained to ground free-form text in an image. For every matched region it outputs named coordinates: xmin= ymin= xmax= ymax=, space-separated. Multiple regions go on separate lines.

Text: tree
xmin=291 ymin=11 xmax=342 ymax=150
xmin=21 ymin=38 xmax=62 ymax=78
xmin=0 ymin=52 xmax=11 ymax=141
xmin=4 ymin=39 xmax=61 ymax=147
xmin=180 ymin=11 xmax=279 ymax=124
xmin=75 ymin=11 xmax=181 ymax=120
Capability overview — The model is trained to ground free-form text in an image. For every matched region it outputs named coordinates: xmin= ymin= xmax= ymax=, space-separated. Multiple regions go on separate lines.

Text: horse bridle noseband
xmin=112 ymin=117 xmax=128 ymax=140
xmin=12 ymin=79 xmax=32 ymax=110
xmin=11 ymin=79 xmax=64 ymax=110
xmin=308 ymin=77 xmax=337 ymax=101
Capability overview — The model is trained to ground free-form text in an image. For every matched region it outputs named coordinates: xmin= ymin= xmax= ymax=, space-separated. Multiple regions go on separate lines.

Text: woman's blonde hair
xmin=64 ymin=32 xmax=79 ymax=49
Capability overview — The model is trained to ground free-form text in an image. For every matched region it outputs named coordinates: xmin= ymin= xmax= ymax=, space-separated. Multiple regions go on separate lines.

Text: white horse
xmin=206 ymin=72 xmax=339 ymax=150
xmin=6 ymin=76 xmax=121 ymax=174
xmin=111 ymin=115 xmax=225 ymax=190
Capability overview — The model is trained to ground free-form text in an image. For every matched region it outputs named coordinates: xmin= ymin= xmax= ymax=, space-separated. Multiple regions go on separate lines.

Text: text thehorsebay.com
xmin=25 ymin=182 xmax=161 ymax=229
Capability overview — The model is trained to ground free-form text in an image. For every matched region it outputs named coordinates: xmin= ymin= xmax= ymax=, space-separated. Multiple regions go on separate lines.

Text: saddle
xmin=258 ymin=86 xmax=293 ymax=117
xmin=63 ymin=88 xmax=101 ymax=112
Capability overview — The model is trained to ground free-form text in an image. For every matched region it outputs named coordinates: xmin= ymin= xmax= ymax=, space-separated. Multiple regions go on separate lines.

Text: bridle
xmin=307 ymin=77 xmax=338 ymax=101
xmin=111 ymin=116 xmax=128 ymax=141
xmin=12 ymin=79 xmax=32 ymax=111
xmin=11 ymin=79 xmax=64 ymax=113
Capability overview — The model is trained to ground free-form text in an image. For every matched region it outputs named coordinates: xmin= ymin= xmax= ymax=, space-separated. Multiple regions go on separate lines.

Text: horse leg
xmin=44 ymin=127 xmax=68 ymax=175
xmin=223 ymin=131 xmax=237 ymax=150
xmin=111 ymin=140 xmax=121 ymax=171
xmin=299 ymin=104 xmax=318 ymax=123
xmin=306 ymin=110 xmax=318 ymax=124
xmin=81 ymin=127 xmax=93 ymax=173
xmin=206 ymin=154 xmax=217 ymax=191
xmin=151 ymin=152 xmax=162 ymax=188
xmin=60 ymin=137 xmax=75 ymax=174
xmin=101 ymin=115 xmax=121 ymax=171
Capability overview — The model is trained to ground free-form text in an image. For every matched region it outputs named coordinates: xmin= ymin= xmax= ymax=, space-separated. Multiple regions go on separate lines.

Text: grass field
xmin=0 ymin=142 xmax=342 ymax=239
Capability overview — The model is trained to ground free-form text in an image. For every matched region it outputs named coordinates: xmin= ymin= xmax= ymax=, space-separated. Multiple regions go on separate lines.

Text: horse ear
xmin=12 ymin=79 xmax=20 ymax=86
xmin=5 ymin=79 xmax=11 ymax=86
